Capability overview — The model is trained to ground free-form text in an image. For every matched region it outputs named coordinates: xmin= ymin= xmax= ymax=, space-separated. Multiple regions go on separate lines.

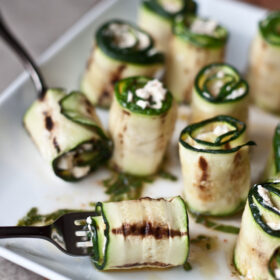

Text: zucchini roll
xmin=248 ymin=12 xmax=280 ymax=114
xmin=166 ymin=15 xmax=228 ymax=103
xmin=138 ymin=0 xmax=197 ymax=52
xmin=179 ymin=115 xmax=253 ymax=216
xmin=109 ymin=76 xmax=177 ymax=176
xmin=23 ymin=89 xmax=111 ymax=181
xmin=87 ymin=196 xmax=189 ymax=270
xmin=264 ymin=124 xmax=280 ymax=181
xmin=81 ymin=19 xmax=164 ymax=108
xmin=191 ymin=63 xmax=249 ymax=123
xmin=234 ymin=182 xmax=280 ymax=279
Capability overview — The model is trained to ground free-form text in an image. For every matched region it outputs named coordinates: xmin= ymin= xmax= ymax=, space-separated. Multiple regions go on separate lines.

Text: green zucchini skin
xmin=179 ymin=115 xmax=254 ymax=216
xmin=109 ymin=76 xmax=177 ymax=176
xmin=88 ymin=196 xmax=189 ymax=270
xmin=166 ymin=15 xmax=228 ymax=103
xmin=23 ymin=89 xmax=111 ymax=181
xmin=268 ymin=247 xmax=280 ymax=279
xmin=263 ymin=124 xmax=280 ymax=181
xmin=81 ymin=19 xmax=164 ymax=108
xmin=234 ymin=182 xmax=280 ymax=280
xmin=138 ymin=0 xmax=197 ymax=52
xmin=248 ymin=12 xmax=280 ymax=114
xmin=191 ymin=63 xmax=249 ymax=123
xmin=259 ymin=12 xmax=280 ymax=46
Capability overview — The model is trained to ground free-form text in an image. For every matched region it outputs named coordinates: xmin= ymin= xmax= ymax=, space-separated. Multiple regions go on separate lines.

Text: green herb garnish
xmin=195 ymin=215 xmax=240 ymax=234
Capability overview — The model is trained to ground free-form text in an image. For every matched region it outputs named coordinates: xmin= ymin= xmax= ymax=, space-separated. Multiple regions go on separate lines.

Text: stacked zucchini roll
xmin=166 ymin=15 xmax=228 ymax=103
xmin=81 ymin=20 xmax=164 ymax=108
xmin=264 ymin=124 xmax=280 ymax=180
xmin=179 ymin=116 xmax=254 ymax=216
xmin=24 ymin=89 xmax=111 ymax=181
xmin=87 ymin=196 xmax=189 ymax=270
xmin=234 ymin=182 xmax=280 ymax=279
xmin=191 ymin=63 xmax=249 ymax=123
xmin=248 ymin=12 xmax=280 ymax=114
xmin=138 ymin=0 xmax=197 ymax=52
xmin=109 ymin=76 xmax=177 ymax=176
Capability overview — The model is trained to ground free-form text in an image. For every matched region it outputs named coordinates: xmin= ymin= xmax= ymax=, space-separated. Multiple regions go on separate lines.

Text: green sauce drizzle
xmin=183 ymin=261 xmax=192 ymax=271
xmin=194 ymin=215 xmax=240 ymax=235
xmin=102 ymin=169 xmax=177 ymax=202
xmin=18 ymin=202 xmax=96 ymax=226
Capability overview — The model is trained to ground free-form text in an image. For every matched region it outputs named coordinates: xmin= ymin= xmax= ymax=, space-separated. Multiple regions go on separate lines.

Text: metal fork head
xmin=50 ymin=211 xmax=96 ymax=256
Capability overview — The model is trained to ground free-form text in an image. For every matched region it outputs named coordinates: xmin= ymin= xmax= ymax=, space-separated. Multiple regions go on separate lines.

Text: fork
xmin=0 ymin=211 xmax=95 ymax=256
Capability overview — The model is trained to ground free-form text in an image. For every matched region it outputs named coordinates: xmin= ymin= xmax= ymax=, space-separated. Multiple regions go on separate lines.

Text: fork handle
xmin=0 ymin=12 xmax=47 ymax=99
xmin=0 ymin=226 xmax=50 ymax=239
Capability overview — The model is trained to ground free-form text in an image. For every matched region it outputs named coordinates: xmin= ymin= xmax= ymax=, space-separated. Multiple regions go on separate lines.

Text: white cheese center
xmin=190 ymin=18 xmax=218 ymax=36
xmin=275 ymin=268 xmax=280 ymax=279
xmin=196 ymin=124 xmax=230 ymax=141
xmin=257 ymin=185 xmax=280 ymax=230
xmin=133 ymin=79 xmax=167 ymax=110
xmin=56 ymin=143 xmax=92 ymax=178
xmin=107 ymin=23 xmax=149 ymax=49
xmin=185 ymin=124 xmax=231 ymax=149
xmin=160 ymin=0 xmax=182 ymax=13
xmin=226 ymin=87 xmax=246 ymax=100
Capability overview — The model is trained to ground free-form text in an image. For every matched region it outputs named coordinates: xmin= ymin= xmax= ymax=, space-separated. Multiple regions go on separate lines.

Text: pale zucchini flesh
xmin=138 ymin=0 xmax=197 ymax=52
xmin=166 ymin=15 xmax=228 ymax=103
xmin=109 ymin=76 xmax=177 ymax=176
xmin=88 ymin=196 xmax=189 ymax=270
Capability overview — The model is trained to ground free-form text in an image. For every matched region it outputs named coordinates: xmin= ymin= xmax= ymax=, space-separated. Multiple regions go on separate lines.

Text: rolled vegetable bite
xmin=234 ymin=182 xmax=280 ymax=279
xmin=191 ymin=63 xmax=249 ymax=123
xmin=248 ymin=12 xmax=280 ymax=114
xmin=179 ymin=115 xmax=254 ymax=216
xmin=264 ymin=124 xmax=280 ymax=180
xmin=87 ymin=196 xmax=189 ymax=270
xmin=24 ymin=89 xmax=111 ymax=181
xmin=138 ymin=0 xmax=197 ymax=52
xmin=109 ymin=76 xmax=176 ymax=176
xmin=81 ymin=19 xmax=164 ymax=108
xmin=166 ymin=15 xmax=228 ymax=103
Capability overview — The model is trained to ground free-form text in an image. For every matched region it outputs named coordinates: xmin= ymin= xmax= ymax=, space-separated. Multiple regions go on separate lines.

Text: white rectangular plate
xmin=0 ymin=0 xmax=276 ymax=279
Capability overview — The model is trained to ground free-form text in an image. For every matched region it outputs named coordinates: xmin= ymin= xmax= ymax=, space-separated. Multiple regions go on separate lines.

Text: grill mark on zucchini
xmin=199 ymin=156 xmax=208 ymax=179
xmin=53 ymin=137 xmax=60 ymax=153
xmin=99 ymin=65 xmax=127 ymax=106
xmin=45 ymin=115 xmax=54 ymax=131
xmin=111 ymin=222 xmax=187 ymax=239
xmin=114 ymin=261 xmax=171 ymax=268
xmin=122 ymin=110 xmax=130 ymax=116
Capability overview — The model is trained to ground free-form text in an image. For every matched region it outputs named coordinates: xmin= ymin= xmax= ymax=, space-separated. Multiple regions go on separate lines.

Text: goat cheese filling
xmin=185 ymin=123 xmax=232 ymax=149
xmin=257 ymin=185 xmax=280 ymax=230
xmin=56 ymin=143 xmax=93 ymax=179
xmin=159 ymin=0 xmax=183 ymax=13
xmin=129 ymin=79 xmax=167 ymax=110
xmin=190 ymin=18 xmax=218 ymax=36
xmin=107 ymin=23 xmax=149 ymax=50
